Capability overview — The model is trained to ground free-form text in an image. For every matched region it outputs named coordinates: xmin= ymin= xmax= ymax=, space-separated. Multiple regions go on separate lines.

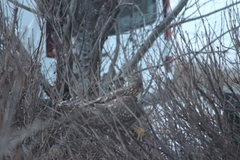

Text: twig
xmin=7 ymin=0 xmax=40 ymax=15
xmin=170 ymin=1 xmax=240 ymax=28
xmin=120 ymin=0 xmax=189 ymax=76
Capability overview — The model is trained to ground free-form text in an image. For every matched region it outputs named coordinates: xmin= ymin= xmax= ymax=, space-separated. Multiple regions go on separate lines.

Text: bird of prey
xmin=60 ymin=74 xmax=145 ymax=140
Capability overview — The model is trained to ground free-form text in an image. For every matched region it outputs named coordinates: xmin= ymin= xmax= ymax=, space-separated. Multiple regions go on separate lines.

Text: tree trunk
xmin=40 ymin=0 xmax=118 ymax=100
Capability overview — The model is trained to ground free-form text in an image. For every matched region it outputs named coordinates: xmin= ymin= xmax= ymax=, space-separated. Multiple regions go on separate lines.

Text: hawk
xmin=60 ymin=74 xmax=145 ymax=140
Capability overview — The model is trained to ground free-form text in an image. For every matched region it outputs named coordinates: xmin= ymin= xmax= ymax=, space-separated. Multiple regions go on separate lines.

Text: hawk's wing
xmin=58 ymin=87 xmax=134 ymax=108
xmin=88 ymin=96 xmax=143 ymax=127
xmin=59 ymin=79 xmax=142 ymax=108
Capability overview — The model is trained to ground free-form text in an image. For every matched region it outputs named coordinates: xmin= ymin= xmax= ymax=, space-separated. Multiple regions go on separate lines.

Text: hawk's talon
xmin=131 ymin=125 xmax=145 ymax=141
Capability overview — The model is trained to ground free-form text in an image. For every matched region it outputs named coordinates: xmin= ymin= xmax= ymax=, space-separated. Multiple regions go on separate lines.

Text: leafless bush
xmin=150 ymin=7 xmax=240 ymax=158
xmin=1 ymin=0 xmax=240 ymax=159
xmin=158 ymin=53 xmax=240 ymax=159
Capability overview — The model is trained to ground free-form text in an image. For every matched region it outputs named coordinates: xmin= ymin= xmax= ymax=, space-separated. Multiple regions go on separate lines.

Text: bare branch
xmin=7 ymin=0 xmax=39 ymax=15
xmin=121 ymin=0 xmax=189 ymax=75
xmin=171 ymin=1 xmax=240 ymax=28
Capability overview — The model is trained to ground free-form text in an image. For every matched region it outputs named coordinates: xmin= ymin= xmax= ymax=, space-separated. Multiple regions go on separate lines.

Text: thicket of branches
xmin=1 ymin=0 xmax=240 ymax=159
